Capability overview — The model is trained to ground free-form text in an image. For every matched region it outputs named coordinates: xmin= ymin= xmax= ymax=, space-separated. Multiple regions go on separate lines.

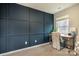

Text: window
xmin=56 ymin=17 xmax=69 ymax=35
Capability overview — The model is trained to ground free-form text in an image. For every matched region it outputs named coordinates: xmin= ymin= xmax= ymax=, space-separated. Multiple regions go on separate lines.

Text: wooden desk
xmin=61 ymin=34 xmax=74 ymax=54
xmin=61 ymin=34 xmax=74 ymax=49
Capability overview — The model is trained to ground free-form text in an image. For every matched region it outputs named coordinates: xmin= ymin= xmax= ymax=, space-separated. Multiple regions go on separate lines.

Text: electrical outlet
xmin=25 ymin=41 xmax=28 ymax=45
xmin=35 ymin=40 xmax=37 ymax=43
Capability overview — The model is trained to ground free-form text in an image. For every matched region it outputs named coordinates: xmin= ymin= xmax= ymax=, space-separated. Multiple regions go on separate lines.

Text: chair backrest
xmin=52 ymin=32 xmax=61 ymax=50
xmin=70 ymin=27 xmax=77 ymax=39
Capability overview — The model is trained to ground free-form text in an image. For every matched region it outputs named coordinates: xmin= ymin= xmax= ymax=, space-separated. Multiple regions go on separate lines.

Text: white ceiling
xmin=18 ymin=3 xmax=76 ymax=14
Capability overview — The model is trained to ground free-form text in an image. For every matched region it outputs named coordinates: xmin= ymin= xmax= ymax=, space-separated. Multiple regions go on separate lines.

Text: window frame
xmin=56 ymin=15 xmax=70 ymax=35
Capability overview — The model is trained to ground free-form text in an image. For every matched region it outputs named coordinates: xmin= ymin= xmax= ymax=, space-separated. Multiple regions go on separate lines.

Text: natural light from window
xmin=56 ymin=17 xmax=69 ymax=35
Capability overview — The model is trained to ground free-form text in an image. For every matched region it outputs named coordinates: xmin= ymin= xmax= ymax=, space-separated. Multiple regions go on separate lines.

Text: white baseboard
xmin=0 ymin=42 xmax=49 ymax=56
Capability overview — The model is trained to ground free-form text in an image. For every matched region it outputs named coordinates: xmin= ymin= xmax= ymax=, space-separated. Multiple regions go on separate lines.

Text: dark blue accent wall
xmin=0 ymin=3 xmax=54 ymax=53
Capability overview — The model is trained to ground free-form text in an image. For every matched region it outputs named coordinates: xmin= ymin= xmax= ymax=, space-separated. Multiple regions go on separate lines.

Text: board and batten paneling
xmin=0 ymin=3 xmax=54 ymax=53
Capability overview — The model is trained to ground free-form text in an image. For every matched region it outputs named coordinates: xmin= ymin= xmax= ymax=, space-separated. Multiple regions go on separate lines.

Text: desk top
xmin=61 ymin=34 xmax=73 ymax=38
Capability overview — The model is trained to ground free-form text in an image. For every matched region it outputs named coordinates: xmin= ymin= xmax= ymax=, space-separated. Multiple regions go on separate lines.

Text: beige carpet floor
xmin=5 ymin=44 xmax=78 ymax=56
